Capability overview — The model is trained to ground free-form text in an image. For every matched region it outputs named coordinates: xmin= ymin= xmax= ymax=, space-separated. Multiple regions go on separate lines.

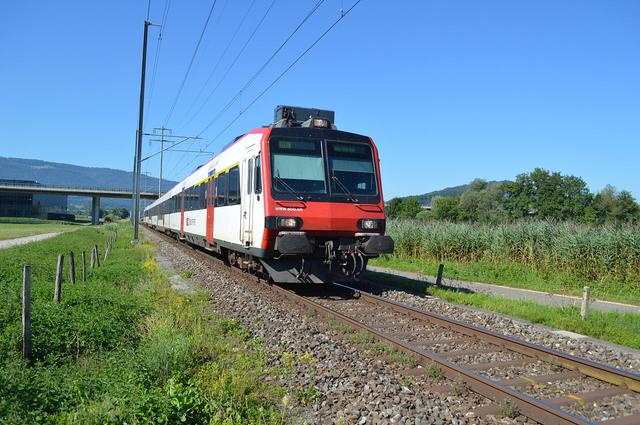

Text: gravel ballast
xmin=145 ymin=230 xmax=537 ymax=424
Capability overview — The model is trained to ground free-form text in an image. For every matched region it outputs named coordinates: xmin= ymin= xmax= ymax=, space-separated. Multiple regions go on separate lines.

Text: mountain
xmin=0 ymin=156 xmax=178 ymax=212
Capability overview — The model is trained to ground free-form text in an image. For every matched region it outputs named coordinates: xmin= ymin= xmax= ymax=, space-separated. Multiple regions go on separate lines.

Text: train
xmin=143 ymin=105 xmax=394 ymax=283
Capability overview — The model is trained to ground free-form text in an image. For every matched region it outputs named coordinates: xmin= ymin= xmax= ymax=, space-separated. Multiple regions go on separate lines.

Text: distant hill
xmin=0 ymin=157 xmax=177 ymax=212
xmin=399 ymin=181 xmax=507 ymax=206
xmin=412 ymin=184 xmax=470 ymax=206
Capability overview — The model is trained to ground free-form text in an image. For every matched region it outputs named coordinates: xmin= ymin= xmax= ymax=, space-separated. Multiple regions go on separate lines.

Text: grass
xmin=366 ymin=271 xmax=640 ymax=350
xmin=370 ymin=256 xmax=640 ymax=305
xmin=376 ymin=219 xmax=640 ymax=305
xmin=0 ymin=222 xmax=79 ymax=241
xmin=0 ymin=224 xmax=282 ymax=423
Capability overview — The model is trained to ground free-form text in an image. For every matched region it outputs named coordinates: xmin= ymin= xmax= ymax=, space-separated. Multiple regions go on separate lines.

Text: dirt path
xmin=0 ymin=232 xmax=62 ymax=250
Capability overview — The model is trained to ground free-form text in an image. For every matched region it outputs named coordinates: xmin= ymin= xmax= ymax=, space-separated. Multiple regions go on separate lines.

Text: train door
xmin=241 ymin=146 xmax=258 ymax=247
xmin=180 ymin=189 xmax=185 ymax=237
xmin=206 ymin=177 xmax=214 ymax=244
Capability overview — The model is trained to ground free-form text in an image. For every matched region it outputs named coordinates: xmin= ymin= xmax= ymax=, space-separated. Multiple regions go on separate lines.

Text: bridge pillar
xmin=91 ymin=196 xmax=100 ymax=225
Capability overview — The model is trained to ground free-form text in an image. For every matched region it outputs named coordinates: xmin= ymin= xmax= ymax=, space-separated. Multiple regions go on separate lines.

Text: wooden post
xmin=94 ymin=245 xmax=100 ymax=267
xmin=581 ymin=286 xmax=590 ymax=320
xmin=54 ymin=254 xmax=64 ymax=303
xmin=22 ymin=264 xmax=33 ymax=364
xmin=69 ymin=251 xmax=76 ymax=284
xmin=81 ymin=251 xmax=87 ymax=283
xmin=436 ymin=264 xmax=445 ymax=287
xmin=90 ymin=247 xmax=96 ymax=269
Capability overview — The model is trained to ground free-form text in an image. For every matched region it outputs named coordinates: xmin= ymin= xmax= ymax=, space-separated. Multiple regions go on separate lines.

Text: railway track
xmin=150 ymin=228 xmax=640 ymax=424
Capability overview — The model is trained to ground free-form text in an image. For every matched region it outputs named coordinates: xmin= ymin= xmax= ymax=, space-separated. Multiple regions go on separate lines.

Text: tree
xmin=431 ymin=196 xmax=461 ymax=221
xmin=611 ymin=191 xmax=639 ymax=224
xmin=592 ymin=186 xmax=639 ymax=224
xmin=458 ymin=179 xmax=506 ymax=222
xmin=386 ymin=198 xmax=403 ymax=219
xmin=397 ymin=197 xmax=422 ymax=219
xmin=592 ymin=185 xmax=617 ymax=224
xmin=502 ymin=168 xmax=591 ymax=221
xmin=109 ymin=208 xmax=130 ymax=219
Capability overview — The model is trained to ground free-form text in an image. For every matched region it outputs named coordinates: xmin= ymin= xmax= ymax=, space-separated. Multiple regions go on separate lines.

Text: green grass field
xmin=0 ymin=224 xmax=282 ymax=423
xmin=377 ymin=220 xmax=640 ymax=305
xmin=366 ymin=270 xmax=640 ymax=350
xmin=0 ymin=223 xmax=79 ymax=241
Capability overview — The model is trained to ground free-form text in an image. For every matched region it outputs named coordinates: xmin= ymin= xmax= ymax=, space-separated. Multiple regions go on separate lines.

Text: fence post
xmin=436 ymin=264 xmax=445 ymax=287
xmin=22 ymin=264 xmax=33 ymax=364
xmin=81 ymin=251 xmax=87 ymax=283
xmin=69 ymin=251 xmax=76 ymax=284
xmin=90 ymin=247 xmax=95 ymax=269
xmin=94 ymin=245 xmax=100 ymax=267
xmin=54 ymin=254 xmax=64 ymax=303
xmin=104 ymin=239 xmax=111 ymax=263
xmin=581 ymin=286 xmax=590 ymax=320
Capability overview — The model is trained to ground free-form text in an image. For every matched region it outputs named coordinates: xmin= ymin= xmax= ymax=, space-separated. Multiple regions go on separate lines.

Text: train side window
xmin=228 ymin=166 xmax=240 ymax=205
xmin=216 ymin=173 xmax=227 ymax=206
xmin=254 ymin=155 xmax=262 ymax=194
xmin=247 ymin=158 xmax=253 ymax=195
xmin=199 ymin=184 xmax=206 ymax=209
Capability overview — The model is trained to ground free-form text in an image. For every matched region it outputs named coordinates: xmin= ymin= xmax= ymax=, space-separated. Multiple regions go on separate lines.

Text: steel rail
xmin=334 ymin=281 xmax=640 ymax=393
xmin=270 ymin=282 xmax=590 ymax=425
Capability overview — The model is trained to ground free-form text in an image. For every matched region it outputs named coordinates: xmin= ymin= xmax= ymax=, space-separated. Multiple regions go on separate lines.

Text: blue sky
xmin=1 ymin=0 xmax=639 ymax=199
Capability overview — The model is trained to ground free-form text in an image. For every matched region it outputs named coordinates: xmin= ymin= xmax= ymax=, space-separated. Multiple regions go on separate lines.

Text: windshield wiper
xmin=274 ymin=176 xmax=305 ymax=201
xmin=331 ymin=175 xmax=359 ymax=203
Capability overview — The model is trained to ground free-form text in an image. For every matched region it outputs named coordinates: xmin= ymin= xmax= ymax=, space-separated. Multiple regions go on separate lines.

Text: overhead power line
xmin=166 ymin=0 xmax=322 ymax=178
xmin=176 ymin=0 xmax=259 ymax=128
xmin=162 ymin=0 xmax=219 ymax=127
xmin=172 ymin=0 xmax=365 ymax=179
xmin=196 ymin=0 xmax=327 ymax=137
xmin=145 ymin=0 xmax=172 ymax=119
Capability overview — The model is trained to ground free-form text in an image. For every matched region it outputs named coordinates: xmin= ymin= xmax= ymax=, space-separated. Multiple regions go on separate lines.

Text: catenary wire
xmin=175 ymin=0 xmax=258 ymax=129
xmin=164 ymin=0 xmax=277 ymax=175
xmin=145 ymin=0 xmax=172 ymax=120
xmin=172 ymin=0 xmax=364 ymax=179
xmin=177 ymin=0 xmax=278 ymax=131
xmin=162 ymin=0 xmax=219 ymax=127
xmin=166 ymin=0 xmax=322 ymax=178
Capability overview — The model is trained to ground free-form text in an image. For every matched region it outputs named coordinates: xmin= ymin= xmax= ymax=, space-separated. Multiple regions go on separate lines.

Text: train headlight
xmin=277 ymin=217 xmax=302 ymax=229
xmin=358 ymin=218 xmax=384 ymax=231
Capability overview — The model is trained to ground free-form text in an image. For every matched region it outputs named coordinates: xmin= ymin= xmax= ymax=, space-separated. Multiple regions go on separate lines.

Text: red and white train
xmin=143 ymin=105 xmax=394 ymax=283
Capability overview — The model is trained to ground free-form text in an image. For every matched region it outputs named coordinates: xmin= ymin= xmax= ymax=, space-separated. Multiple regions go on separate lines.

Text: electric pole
xmin=132 ymin=20 xmax=151 ymax=243
xmin=144 ymin=129 xmax=202 ymax=196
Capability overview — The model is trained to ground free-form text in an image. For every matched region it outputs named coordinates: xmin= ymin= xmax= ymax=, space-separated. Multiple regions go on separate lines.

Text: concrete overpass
xmin=0 ymin=182 xmax=159 ymax=225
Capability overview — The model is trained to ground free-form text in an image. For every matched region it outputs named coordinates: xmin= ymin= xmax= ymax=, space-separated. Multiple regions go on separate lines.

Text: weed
xmin=347 ymin=331 xmax=375 ymax=344
xmin=327 ymin=317 xmax=355 ymax=334
xmin=297 ymin=386 xmax=322 ymax=406
xmin=451 ymin=380 xmax=468 ymax=396
xmin=179 ymin=270 xmax=194 ymax=279
xmin=501 ymin=399 xmax=520 ymax=419
xmin=425 ymin=364 xmax=443 ymax=379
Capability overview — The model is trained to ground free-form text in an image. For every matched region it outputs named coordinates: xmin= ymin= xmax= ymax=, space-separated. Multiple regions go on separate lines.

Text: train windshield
xmin=327 ymin=141 xmax=377 ymax=196
xmin=269 ymin=137 xmax=378 ymax=199
xmin=270 ymin=139 xmax=327 ymax=194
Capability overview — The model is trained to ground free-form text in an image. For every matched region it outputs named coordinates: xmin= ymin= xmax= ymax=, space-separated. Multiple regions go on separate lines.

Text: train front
xmin=259 ymin=106 xmax=394 ymax=283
